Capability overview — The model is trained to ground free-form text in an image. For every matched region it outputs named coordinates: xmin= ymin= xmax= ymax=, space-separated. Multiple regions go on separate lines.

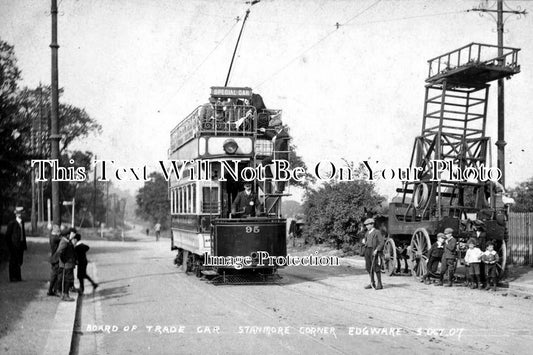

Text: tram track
xmin=160 ymin=257 xmax=347 ymax=354
xmin=273 ymin=269 xmax=509 ymax=353
xmin=282 ymin=267 xmax=533 ymax=325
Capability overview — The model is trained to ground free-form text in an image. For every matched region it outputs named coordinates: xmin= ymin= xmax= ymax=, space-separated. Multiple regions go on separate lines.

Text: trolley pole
xmin=50 ymin=0 xmax=61 ymax=226
xmin=224 ymin=9 xmax=250 ymax=87
xmin=469 ymin=0 xmax=527 ymax=187
xmin=224 ymin=0 xmax=260 ymax=87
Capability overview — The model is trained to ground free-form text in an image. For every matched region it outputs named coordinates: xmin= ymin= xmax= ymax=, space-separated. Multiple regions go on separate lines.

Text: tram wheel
xmin=195 ymin=257 xmax=203 ymax=278
xmin=383 ymin=238 xmax=397 ymax=276
xmin=185 ymin=252 xmax=194 ymax=274
xmin=408 ymin=228 xmax=431 ymax=279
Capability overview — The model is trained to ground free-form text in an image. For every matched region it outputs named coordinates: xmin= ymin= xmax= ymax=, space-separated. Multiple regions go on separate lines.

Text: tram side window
xmin=175 ymin=188 xmax=179 ymax=213
xmin=171 ymin=189 xmax=175 ymax=214
xmin=188 ymin=185 xmax=193 ymax=213
xmin=202 ymin=187 xmax=219 ymax=213
xmin=192 ymin=185 xmax=196 ymax=213
xmin=177 ymin=187 xmax=180 ymax=214
xmin=180 ymin=187 xmax=184 ymax=214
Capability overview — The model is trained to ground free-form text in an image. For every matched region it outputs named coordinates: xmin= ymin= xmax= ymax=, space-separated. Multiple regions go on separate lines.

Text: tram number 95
xmin=245 ymin=226 xmax=260 ymax=234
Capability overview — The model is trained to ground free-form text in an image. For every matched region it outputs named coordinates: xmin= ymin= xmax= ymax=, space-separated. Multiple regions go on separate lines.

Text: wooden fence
xmin=508 ymin=212 xmax=533 ymax=265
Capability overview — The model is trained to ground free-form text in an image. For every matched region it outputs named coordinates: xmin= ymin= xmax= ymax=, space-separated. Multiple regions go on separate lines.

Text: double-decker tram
xmin=168 ymin=86 xmax=288 ymax=283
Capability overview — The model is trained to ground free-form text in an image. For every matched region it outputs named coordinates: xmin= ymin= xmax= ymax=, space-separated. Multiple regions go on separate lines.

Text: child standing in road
xmin=464 ymin=238 xmax=483 ymax=289
xmin=422 ymin=233 xmax=445 ymax=284
xmin=481 ymin=242 xmax=499 ymax=291
xmin=72 ymin=233 xmax=98 ymax=295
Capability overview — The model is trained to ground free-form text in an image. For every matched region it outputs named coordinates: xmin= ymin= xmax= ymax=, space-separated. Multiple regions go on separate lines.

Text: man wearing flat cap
xmin=437 ymin=227 xmax=457 ymax=287
xmin=5 ymin=207 xmax=27 ymax=282
xmin=363 ymin=218 xmax=384 ymax=290
xmin=231 ymin=182 xmax=260 ymax=218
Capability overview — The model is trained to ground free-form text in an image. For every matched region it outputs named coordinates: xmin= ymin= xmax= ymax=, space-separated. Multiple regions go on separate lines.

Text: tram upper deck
xmin=169 ymin=86 xmax=281 ymax=158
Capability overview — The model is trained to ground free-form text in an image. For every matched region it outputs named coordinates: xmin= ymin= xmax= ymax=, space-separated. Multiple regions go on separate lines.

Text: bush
xmin=302 ymin=180 xmax=385 ymax=249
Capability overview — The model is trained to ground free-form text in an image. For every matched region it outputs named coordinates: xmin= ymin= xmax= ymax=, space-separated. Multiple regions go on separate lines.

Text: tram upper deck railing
xmin=426 ymin=43 xmax=520 ymax=85
xmin=170 ymin=104 xmax=282 ymax=152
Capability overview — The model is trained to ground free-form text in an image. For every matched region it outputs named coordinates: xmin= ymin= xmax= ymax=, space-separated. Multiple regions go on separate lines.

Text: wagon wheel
xmin=408 ymin=228 xmax=431 ymax=279
xmin=382 ymin=238 xmax=397 ymax=276
xmin=496 ymin=240 xmax=507 ymax=281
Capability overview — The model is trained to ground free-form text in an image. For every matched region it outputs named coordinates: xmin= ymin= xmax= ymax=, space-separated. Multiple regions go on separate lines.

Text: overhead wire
xmin=255 ymin=0 xmax=382 ymax=89
xmin=244 ymin=9 xmax=466 ymax=27
xmin=174 ymin=18 xmax=241 ymax=94
xmin=158 ymin=17 xmax=241 ymax=113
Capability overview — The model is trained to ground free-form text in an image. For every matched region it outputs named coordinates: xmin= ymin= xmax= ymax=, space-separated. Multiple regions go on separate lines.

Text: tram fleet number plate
xmin=245 ymin=226 xmax=260 ymax=234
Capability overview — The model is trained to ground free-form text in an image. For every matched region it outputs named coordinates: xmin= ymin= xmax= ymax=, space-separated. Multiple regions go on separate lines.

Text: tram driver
xmin=231 ymin=182 xmax=260 ymax=218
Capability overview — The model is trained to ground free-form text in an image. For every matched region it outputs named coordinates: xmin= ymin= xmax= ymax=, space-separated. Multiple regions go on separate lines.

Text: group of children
xmin=464 ymin=238 xmax=500 ymax=290
xmin=48 ymin=227 xmax=98 ymax=301
xmin=422 ymin=232 xmax=500 ymax=291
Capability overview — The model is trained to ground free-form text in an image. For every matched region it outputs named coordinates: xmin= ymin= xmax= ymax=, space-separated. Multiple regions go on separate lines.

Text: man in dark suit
xmin=473 ymin=222 xmax=487 ymax=251
xmin=231 ymin=182 xmax=260 ymax=218
xmin=363 ymin=218 xmax=384 ymax=290
xmin=259 ymin=119 xmax=290 ymax=194
xmin=437 ymin=227 xmax=457 ymax=287
xmin=6 ymin=207 xmax=27 ymax=282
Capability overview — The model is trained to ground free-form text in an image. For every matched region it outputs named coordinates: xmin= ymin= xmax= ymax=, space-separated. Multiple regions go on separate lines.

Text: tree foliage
xmin=136 ymin=172 xmax=169 ymax=227
xmin=0 ymin=39 xmax=26 ymax=223
xmin=509 ymin=178 xmax=533 ymax=212
xmin=302 ymin=180 xmax=385 ymax=248
xmin=17 ymin=86 xmax=102 ymax=154
xmin=288 ymin=143 xmax=315 ymax=189
xmin=0 ymin=38 xmax=102 ymax=224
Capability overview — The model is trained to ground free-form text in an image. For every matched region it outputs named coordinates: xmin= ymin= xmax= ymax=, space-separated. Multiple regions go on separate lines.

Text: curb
xmin=43 ymin=291 xmax=79 ymax=355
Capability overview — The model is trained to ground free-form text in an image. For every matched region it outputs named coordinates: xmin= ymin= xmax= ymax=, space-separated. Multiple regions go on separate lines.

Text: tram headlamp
xmin=223 ymin=139 xmax=239 ymax=154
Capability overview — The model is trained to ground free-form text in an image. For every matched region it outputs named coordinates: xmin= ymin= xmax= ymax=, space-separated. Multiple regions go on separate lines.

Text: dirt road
xmin=73 ymin=229 xmax=533 ymax=354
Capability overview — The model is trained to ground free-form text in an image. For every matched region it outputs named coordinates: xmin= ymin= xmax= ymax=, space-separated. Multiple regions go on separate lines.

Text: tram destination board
xmin=210 ymin=86 xmax=252 ymax=98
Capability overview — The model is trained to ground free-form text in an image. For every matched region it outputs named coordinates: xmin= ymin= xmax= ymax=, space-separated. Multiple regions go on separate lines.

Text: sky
xmin=1 ymin=0 xmax=533 ymax=202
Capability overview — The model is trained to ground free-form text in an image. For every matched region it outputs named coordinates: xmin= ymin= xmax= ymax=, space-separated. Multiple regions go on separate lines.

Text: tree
xmin=509 ymin=178 xmax=533 ymax=212
xmin=281 ymin=200 xmax=302 ymax=219
xmin=17 ymin=86 xmax=102 ymax=154
xmin=0 ymin=39 xmax=26 ymax=224
xmin=136 ymin=172 xmax=169 ymax=227
xmin=302 ymin=180 xmax=385 ymax=248
xmin=0 ymin=39 xmax=102 ymax=224
xmin=288 ymin=143 xmax=315 ymax=189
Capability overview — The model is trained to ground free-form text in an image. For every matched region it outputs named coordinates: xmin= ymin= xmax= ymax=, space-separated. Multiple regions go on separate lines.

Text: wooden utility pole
xmin=30 ymin=104 xmax=37 ymax=233
xmin=469 ymin=0 xmax=527 ymax=187
xmin=38 ymin=84 xmax=44 ymax=223
xmin=50 ymin=0 xmax=61 ymax=225
xmin=93 ymin=155 xmax=97 ymax=228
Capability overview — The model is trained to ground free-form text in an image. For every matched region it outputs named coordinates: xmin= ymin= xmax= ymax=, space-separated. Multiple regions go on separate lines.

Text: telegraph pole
xmin=38 ymin=84 xmax=44 ymax=223
xmin=50 ymin=0 xmax=61 ymax=226
xmin=93 ymin=155 xmax=97 ymax=228
xmin=469 ymin=0 xmax=527 ymax=187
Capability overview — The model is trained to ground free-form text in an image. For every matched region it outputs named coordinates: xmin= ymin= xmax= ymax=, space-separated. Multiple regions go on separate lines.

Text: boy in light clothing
xmin=481 ymin=242 xmax=500 ymax=291
xmin=464 ymin=238 xmax=483 ymax=289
